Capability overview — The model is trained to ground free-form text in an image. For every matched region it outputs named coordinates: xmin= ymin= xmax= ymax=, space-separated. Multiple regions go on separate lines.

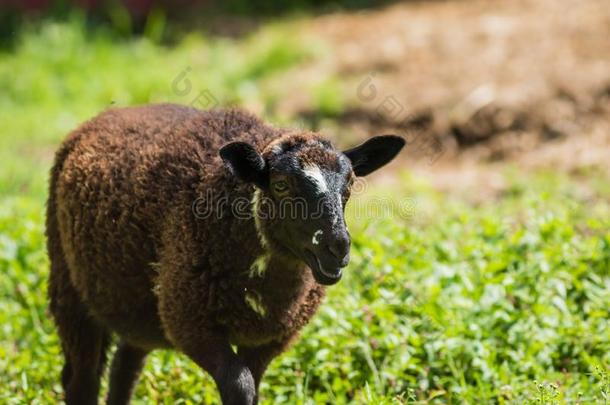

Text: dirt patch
xmin=282 ymin=0 xmax=610 ymax=177
xmin=311 ymin=81 xmax=610 ymax=161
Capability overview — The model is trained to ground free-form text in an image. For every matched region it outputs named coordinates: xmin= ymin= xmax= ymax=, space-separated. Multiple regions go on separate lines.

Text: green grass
xmin=0 ymin=14 xmax=322 ymax=200
xmin=1 ymin=17 xmax=609 ymax=404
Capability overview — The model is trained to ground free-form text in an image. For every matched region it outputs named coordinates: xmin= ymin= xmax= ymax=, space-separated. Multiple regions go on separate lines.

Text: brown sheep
xmin=46 ymin=103 xmax=405 ymax=404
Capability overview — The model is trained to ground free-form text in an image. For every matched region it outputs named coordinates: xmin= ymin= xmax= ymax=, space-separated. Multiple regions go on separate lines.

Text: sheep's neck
xmin=246 ymin=251 xmax=312 ymax=291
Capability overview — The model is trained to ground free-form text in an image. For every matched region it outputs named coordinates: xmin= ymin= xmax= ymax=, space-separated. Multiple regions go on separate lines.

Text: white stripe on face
xmin=302 ymin=165 xmax=328 ymax=194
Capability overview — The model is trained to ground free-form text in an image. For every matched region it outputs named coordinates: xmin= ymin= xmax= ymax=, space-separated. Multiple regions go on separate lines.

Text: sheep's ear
xmin=219 ymin=142 xmax=269 ymax=188
xmin=343 ymin=135 xmax=405 ymax=177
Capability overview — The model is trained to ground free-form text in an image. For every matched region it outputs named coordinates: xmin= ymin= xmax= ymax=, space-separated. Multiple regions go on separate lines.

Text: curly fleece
xmin=47 ymin=104 xmax=328 ymax=403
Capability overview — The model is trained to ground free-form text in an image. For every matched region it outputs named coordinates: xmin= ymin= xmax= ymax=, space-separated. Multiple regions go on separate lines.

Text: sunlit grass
xmin=0 ymin=16 xmax=320 ymax=199
xmin=1 ymin=172 xmax=609 ymax=403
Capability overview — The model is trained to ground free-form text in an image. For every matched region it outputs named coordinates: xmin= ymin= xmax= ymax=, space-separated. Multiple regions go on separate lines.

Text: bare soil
xmin=278 ymin=0 xmax=610 ymax=195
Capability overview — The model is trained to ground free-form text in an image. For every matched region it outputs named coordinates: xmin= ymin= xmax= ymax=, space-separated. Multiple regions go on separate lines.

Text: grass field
xmin=1 ymin=16 xmax=609 ymax=404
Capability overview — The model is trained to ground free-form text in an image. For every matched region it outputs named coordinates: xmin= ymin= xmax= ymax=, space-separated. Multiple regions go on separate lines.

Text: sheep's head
xmin=220 ymin=133 xmax=404 ymax=285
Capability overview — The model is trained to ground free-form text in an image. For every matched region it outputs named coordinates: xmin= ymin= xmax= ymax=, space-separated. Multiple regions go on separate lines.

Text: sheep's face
xmin=220 ymin=133 xmax=405 ymax=285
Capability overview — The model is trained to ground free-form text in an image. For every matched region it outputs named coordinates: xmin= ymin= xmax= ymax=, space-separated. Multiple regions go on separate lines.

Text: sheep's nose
xmin=327 ymin=233 xmax=351 ymax=265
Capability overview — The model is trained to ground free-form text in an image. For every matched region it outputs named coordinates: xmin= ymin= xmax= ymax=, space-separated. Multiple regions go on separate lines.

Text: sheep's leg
xmin=237 ymin=342 xmax=284 ymax=389
xmin=49 ymin=250 xmax=110 ymax=405
xmin=157 ymin=264 xmax=255 ymax=403
xmin=183 ymin=338 xmax=256 ymax=405
xmin=106 ymin=342 xmax=149 ymax=405
xmin=53 ymin=297 xmax=109 ymax=405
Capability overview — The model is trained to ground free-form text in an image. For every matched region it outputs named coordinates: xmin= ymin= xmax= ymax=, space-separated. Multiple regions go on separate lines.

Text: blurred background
xmin=0 ymin=0 xmax=609 ymax=403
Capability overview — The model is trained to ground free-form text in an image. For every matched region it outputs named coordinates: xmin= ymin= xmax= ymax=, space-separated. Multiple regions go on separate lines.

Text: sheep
xmin=46 ymin=103 xmax=405 ymax=405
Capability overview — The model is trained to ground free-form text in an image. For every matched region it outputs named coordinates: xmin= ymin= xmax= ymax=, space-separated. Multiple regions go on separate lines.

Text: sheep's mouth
xmin=303 ymin=249 xmax=343 ymax=286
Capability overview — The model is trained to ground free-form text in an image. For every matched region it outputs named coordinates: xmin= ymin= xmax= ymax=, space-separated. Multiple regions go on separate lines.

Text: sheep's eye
xmin=273 ymin=181 xmax=290 ymax=194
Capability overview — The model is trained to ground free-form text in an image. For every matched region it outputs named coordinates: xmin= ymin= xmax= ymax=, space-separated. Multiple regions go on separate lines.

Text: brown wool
xmin=47 ymin=104 xmax=330 ymax=404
